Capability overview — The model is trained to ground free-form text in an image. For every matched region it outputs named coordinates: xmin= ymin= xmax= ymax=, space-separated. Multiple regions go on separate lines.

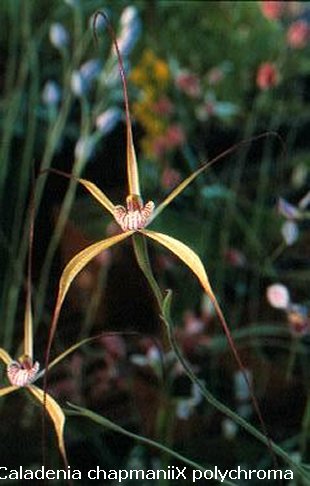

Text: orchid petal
xmin=0 ymin=385 xmax=18 ymax=397
xmin=24 ymin=293 xmax=33 ymax=360
xmin=152 ymin=132 xmax=282 ymax=222
xmin=141 ymin=230 xmax=247 ymax=371
xmin=152 ymin=163 xmax=208 ymax=220
xmin=45 ymin=231 xmax=133 ymax=378
xmin=0 ymin=348 xmax=13 ymax=365
xmin=78 ymin=178 xmax=116 ymax=216
xmin=28 ymin=385 xmax=67 ymax=466
xmin=126 ymin=126 xmax=140 ymax=196
xmin=142 ymin=229 xmax=215 ymax=298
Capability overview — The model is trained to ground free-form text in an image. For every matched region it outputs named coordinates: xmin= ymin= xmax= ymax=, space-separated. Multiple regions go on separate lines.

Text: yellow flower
xmin=154 ymin=59 xmax=170 ymax=84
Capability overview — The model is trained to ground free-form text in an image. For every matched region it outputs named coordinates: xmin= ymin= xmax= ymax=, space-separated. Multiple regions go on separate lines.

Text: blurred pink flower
xmin=165 ymin=124 xmax=186 ymax=147
xmin=256 ymin=62 xmax=279 ymax=90
xmin=152 ymin=96 xmax=174 ymax=116
xmin=260 ymin=1 xmax=285 ymax=20
xmin=161 ymin=167 xmax=181 ymax=190
xmin=175 ymin=70 xmax=201 ymax=98
xmin=153 ymin=135 xmax=168 ymax=158
xmin=266 ymin=283 xmax=290 ymax=309
xmin=153 ymin=125 xmax=185 ymax=158
xmin=287 ymin=20 xmax=310 ymax=49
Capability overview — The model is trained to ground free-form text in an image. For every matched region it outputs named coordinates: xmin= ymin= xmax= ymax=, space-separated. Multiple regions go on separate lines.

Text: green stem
xmin=67 ymin=403 xmax=237 ymax=486
xmin=132 ymin=232 xmax=308 ymax=478
xmin=35 ymin=99 xmax=91 ymax=327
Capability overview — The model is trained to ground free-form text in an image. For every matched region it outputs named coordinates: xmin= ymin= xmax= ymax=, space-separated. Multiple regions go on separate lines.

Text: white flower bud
xmin=42 ymin=80 xmax=61 ymax=105
xmin=74 ymin=136 xmax=95 ymax=162
xmin=80 ymin=59 xmax=102 ymax=83
xmin=49 ymin=23 xmax=69 ymax=49
xmin=71 ymin=70 xmax=87 ymax=97
xmin=281 ymin=220 xmax=299 ymax=246
xmin=96 ymin=108 xmax=122 ymax=135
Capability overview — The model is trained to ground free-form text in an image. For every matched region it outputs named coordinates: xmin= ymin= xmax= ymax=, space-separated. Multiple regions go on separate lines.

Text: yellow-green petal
xmin=142 ymin=230 xmax=215 ymax=298
xmin=0 ymin=348 xmax=12 ymax=365
xmin=28 ymin=385 xmax=68 ymax=466
xmin=142 ymin=229 xmax=243 ymax=367
xmin=45 ymin=231 xmax=133 ymax=375
xmin=126 ymin=127 xmax=140 ymax=196
xmin=24 ymin=294 xmax=33 ymax=361
xmin=152 ymin=164 xmax=208 ymax=221
xmin=0 ymin=385 xmax=18 ymax=397
xmin=78 ymin=178 xmax=116 ymax=216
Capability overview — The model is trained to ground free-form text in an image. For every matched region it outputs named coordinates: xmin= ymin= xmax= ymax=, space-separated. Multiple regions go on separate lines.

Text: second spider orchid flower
xmin=0 ymin=286 xmax=67 ymax=466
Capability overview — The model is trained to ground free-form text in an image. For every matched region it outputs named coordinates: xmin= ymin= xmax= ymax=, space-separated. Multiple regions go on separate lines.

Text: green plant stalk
xmin=10 ymin=42 xmax=39 ymax=253
xmin=67 ymin=403 xmax=236 ymax=486
xmin=2 ymin=83 xmax=73 ymax=352
xmin=132 ymin=233 xmax=310 ymax=481
xmin=78 ymin=259 xmax=109 ymax=340
xmin=3 ymin=0 xmax=19 ymax=96
xmin=214 ymin=101 xmax=259 ymax=301
xmin=162 ymin=294 xmax=309 ymax=480
xmin=35 ymin=98 xmax=91 ymax=327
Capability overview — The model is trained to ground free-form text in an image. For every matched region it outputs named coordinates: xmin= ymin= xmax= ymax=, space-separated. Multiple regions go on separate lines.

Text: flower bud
xmin=42 ymin=80 xmax=61 ymax=106
xmin=49 ymin=23 xmax=69 ymax=49
xmin=96 ymin=108 xmax=122 ymax=135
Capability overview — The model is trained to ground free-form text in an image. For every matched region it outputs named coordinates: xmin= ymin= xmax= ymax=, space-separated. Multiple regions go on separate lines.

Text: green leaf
xmin=66 ymin=402 xmax=236 ymax=486
xmin=78 ymin=178 xmax=116 ymax=216
xmin=162 ymin=289 xmax=173 ymax=320
xmin=28 ymin=385 xmax=68 ymax=467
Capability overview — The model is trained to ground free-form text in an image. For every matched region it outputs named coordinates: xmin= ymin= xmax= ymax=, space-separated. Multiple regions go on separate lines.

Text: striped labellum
xmin=7 ymin=357 xmax=40 ymax=387
xmin=114 ymin=195 xmax=155 ymax=231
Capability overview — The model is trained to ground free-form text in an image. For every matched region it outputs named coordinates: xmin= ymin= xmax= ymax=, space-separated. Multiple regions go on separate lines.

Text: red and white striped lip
xmin=7 ymin=357 xmax=40 ymax=387
xmin=113 ymin=195 xmax=155 ymax=232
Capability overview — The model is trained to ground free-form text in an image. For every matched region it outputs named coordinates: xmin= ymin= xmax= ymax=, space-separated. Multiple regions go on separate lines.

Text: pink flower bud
xmin=287 ymin=20 xmax=310 ymax=49
xmin=260 ymin=1 xmax=285 ymax=20
xmin=256 ymin=62 xmax=279 ymax=90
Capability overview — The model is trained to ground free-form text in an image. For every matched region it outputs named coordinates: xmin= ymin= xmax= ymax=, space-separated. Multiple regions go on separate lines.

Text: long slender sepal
xmin=152 ymin=131 xmax=284 ymax=221
xmin=93 ymin=11 xmax=140 ymax=196
xmin=28 ymin=385 xmax=68 ymax=467
xmin=39 ymin=168 xmax=116 ymax=217
xmin=44 ymin=231 xmax=133 ymax=377
xmin=78 ymin=178 xmax=116 ymax=216
xmin=0 ymin=348 xmax=13 ymax=365
xmin=24 ymin=181 xmax=36 ymax=361
xmin=0 ymin=385 xmax=18 ymax=397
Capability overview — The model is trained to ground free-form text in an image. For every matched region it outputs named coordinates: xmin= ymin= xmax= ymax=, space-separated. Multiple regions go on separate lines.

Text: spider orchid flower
xmin=0 ymin=206 xmax=84 ymax=467
xmin=0 ymin=292 xmax=68 ymax=466
xmin=44 ymin=10 xmax=255 ymax=386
